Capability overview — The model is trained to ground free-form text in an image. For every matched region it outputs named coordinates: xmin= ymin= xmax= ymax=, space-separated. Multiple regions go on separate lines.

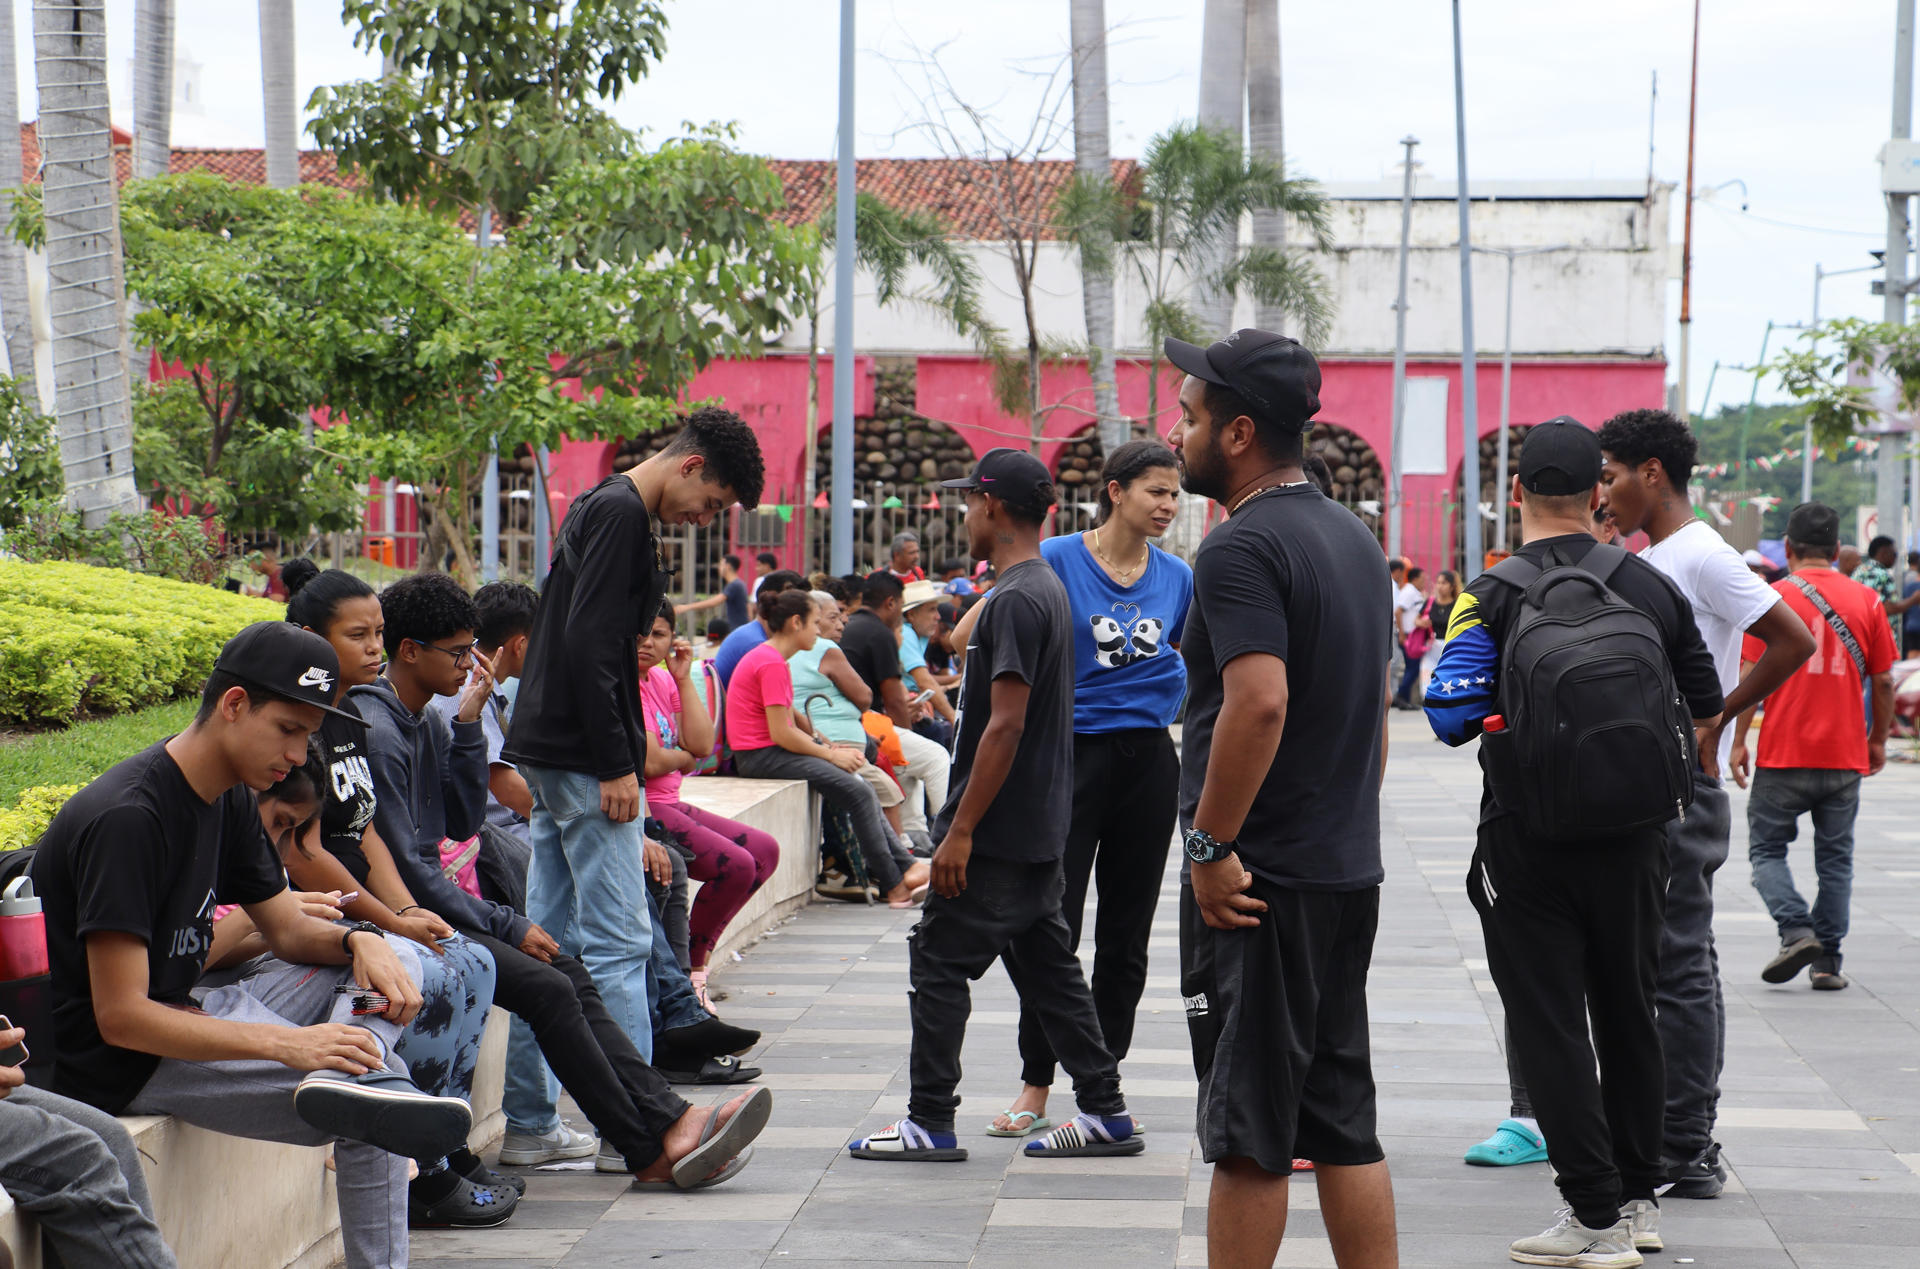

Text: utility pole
xmin=1807 ymin=261 xmax=1882 ymax=502
xmin=830 ymin=0 xmax=856 ymax=575
xmin=1473 ymin=243 xmax=1572 ymax=550
xmin=1451 ymin=0 xmax=1483 ymax=578
xmin=1677 ymin=0 xmax=1701 ymax=422
xmin=1386 ymin=136 xmax=1418 ymax=563
xmin=1880 ymin=0 xmax=1914 ymax=549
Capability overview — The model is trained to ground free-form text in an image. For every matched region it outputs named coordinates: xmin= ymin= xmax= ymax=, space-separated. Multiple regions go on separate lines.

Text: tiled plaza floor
xmin=416 ymin=713 xmax=1920 ymax=1267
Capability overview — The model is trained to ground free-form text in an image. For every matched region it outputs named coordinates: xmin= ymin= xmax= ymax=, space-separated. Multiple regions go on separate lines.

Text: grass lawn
xmin=0 ymin=698 xmax=198 ymax=804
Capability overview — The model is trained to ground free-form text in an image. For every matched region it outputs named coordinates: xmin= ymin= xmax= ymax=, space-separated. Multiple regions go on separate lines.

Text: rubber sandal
xmin=1464 ymin=1119 xmax=1548 ymax=1166
xmin=849 ymin=1119 xmax=968 ymax=1161
xmin=1022 ymin=1113 xmax=1144 ymax=1158
xmin=635 ymin=1145 xmax=753 ymax=1190
xmin=670 ymin=1087 xmax=772 ymax=1189
xmin=985 ymin=1109 xmax=1052 ymax=1138
xmin=1292 ymin=1158 xmax=1315 ymax=1173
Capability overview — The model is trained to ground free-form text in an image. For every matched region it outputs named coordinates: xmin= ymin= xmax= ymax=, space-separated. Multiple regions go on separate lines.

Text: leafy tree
xmin=0 ymin=374 xmax=61 ymax=529
xmin=1769 ymin=317 xmax=1920 ymax=452
xmin=1057 ymin=121 xmax=1335 ymax=427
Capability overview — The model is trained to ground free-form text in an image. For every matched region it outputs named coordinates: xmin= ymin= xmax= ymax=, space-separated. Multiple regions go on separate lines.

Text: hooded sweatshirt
xmin=351 ymin=675 xmax=531 ymax=947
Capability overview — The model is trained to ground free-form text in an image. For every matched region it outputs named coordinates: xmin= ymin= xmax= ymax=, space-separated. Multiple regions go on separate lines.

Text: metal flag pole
xmin=1386 ymin=135 xmax=1418 ymax=563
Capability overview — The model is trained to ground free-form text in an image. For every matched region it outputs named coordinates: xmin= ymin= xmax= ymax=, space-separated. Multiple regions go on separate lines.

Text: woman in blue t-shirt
xmin=987 ymin=439 xmax=1194 ymax=1138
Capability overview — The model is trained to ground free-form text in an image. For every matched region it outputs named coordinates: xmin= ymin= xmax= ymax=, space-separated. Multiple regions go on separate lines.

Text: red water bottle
xmin=0 ymin=876 xmax=48 ymax=981
xmin=1482 ymin=714 xmax=1507 ymax=734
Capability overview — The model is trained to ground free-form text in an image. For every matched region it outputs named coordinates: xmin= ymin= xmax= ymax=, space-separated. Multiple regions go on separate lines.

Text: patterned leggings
xmin=649 ymin=800 xmax=781 ymax=970
xmin=392 ymin=932 xmax=496 ymax=1110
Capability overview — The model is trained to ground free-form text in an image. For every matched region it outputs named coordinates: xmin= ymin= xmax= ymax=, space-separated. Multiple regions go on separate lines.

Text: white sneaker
xmin=595 ymin=1139 xmax=629 ymax=1173
xmin=1623 ymin=1198 xmax=1662 ymax=1252
xmin=497 ymin=1122 xmax=598 ymax=1166
xmin=1509 ymin=1208 xmax=1643 ymax=1267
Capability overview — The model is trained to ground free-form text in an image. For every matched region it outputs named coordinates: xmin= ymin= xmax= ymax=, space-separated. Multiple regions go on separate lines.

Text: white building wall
xmin=782 ymin=180 xmax=1671 ymax=363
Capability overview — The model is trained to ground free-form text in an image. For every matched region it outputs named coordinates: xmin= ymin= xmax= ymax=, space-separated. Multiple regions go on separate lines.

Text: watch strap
xmin=340 ymin=921 xmax=382 ymax=957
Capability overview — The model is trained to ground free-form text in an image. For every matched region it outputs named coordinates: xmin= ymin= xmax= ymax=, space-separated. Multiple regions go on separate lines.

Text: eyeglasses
xmin=416 ymin=639 xmax=477 ymax=667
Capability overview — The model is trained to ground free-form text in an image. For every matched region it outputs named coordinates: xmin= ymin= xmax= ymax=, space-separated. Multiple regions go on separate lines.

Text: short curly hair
xmin=378 ymin=573 xmax=478 ymax=657
xmin=1596 ymin=409 xmax=1697 ymax=491
xmin=663 ymin=406 xmax=766 ymax=510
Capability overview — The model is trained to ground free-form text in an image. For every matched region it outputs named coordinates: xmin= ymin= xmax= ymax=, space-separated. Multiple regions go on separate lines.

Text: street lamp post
xmin=1450 ymin=0 xmax=1483 ymax=579
xmin=1806 ymin=261 xmax=1882 ymax=502
xmin=1472 ymin=243 xmax=1571 ymax=550
xmin=1386 ymin=136 xmax=1418 ymax=563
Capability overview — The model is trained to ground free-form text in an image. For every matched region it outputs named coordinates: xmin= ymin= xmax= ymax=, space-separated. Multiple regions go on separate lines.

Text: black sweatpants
xmin=1468 ymin=815 xmax=1668 ymax=1230
xmin=463 ymin=931 xmax=691 ymax=1170
xmin=1017 ymin=728 xmax=1178 ymax=1088
xmin=907 ymin=854 xmax=1126 ymax=1132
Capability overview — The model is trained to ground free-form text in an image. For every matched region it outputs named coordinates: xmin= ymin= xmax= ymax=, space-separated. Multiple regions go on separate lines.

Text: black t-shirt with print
xmin=931 ymin=558 xmax=1075 ymax=861
xmin=1179 ymin=485 xmax=1391 ymax=891
xmin=318 ymin=704 xmax=377 ymax=886
xmin=839 ymin=609 xmax=903 ymax=701
xmin=29 ymin=741 xmax=288 ymax=1112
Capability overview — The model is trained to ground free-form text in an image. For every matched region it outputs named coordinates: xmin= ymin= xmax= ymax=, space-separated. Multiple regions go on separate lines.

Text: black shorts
xmin=1179 ymin=874 xmax=1384 ymax=1173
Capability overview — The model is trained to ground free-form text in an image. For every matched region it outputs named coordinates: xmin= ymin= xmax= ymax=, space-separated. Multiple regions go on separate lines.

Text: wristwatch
xmin=340 ymin=920 xmax=383 ymax=957
xmin=1183 ymin=827 xmax=1234 ymax=865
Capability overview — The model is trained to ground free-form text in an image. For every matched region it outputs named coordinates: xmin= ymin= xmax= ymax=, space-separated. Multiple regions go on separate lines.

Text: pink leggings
xmin=650 ymin=800 xmax=781 ymax=969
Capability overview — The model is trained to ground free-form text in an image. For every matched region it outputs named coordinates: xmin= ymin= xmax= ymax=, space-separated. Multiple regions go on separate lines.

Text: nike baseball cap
xmin=940 ymin=448 xmax=1058 ymax=518
xmin=214 ymin=621 xmax=366 ymax=724
xmin=1517 ymin=416 xmax=1603 ymax=496
xmin=1163 ymin=328 xmax=1322 ymax=431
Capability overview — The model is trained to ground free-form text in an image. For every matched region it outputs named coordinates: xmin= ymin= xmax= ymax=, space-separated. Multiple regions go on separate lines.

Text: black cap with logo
xmin=214 ymin=621 xmax=367 ymax=725
xmin=1784 ymin=501 xmax=1841 ymax=550
xmin=1163 ymin=328 xmax=1322 ymax=431
xmin=1516 ymin=416 xmax=1603 ymax=496
xmin=939 ymin=448 xmax=1058 ymax=517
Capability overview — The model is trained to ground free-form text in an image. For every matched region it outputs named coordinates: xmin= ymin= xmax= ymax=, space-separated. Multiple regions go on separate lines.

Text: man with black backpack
xmin=1426 ymin=419 xmax=1724 ymax=1268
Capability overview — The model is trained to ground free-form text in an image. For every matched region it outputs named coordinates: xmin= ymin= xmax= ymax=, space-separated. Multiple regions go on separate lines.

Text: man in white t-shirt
xmin=1387 ymin=558 xmax=1420 ymax=704
xmin=1391 ymin=565 xmax=1429 ymax=708
xmin=1597 ymin=409 xmax=1815 ymax=1200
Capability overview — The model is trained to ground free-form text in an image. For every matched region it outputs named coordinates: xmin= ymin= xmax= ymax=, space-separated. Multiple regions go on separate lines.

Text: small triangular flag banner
xmin=774 ymin=504 xmax=792 ymax=523
xmin=812 ymin=491 xmax=830 ymax=508
xmin=922 ymin=494 xmax=942 ymax=510
xmin=882 ymin=496 xmax=904 ymax=509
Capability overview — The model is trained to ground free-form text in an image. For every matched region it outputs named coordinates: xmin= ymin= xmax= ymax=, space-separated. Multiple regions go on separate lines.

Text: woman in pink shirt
xmin=727 ymin=590 xmax=930 ymax=907
xmin=638 ymin=601 xmax=780 ymax=1004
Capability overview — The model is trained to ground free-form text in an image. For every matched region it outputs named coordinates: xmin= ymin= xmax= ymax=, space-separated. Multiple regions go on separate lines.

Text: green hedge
xmin=0 ymin=784 xmax=78 ymax=851
xmin=0 ymin=560 xmax=279 ymax=723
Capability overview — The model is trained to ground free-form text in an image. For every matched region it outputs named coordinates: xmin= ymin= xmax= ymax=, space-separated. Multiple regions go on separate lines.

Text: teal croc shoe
xmin=1463 ymin=1118 xmax=1547 ymax=1166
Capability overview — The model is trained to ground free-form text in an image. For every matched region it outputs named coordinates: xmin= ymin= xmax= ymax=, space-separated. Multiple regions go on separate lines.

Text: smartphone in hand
xmin=0 ymin=1015 xmax=28 ymax=1067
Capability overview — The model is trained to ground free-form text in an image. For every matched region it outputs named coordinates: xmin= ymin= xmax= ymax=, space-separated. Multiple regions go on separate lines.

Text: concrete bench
xmin=0 ymin=775 xmax=818 ymax=1269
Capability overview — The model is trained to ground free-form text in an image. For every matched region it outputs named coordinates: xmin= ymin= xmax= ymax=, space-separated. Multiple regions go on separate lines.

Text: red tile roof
xmin=19 ymin=122 xmax=1133 ymax=240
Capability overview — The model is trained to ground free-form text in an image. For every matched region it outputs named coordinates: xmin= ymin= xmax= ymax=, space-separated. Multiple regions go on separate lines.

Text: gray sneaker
xmin=1762 ymin=933 xmax=1823 ymax=983
xmin=1623 ymin=1198 xmax=1662 ymax=1252
xmin=497 ymin=1122 xmax=598 ymax=1166
xmin=595 ymin=1140 xmax=629 ymax=1173
xmin=1509 ymin=1208 xmax=1643 ymax=1267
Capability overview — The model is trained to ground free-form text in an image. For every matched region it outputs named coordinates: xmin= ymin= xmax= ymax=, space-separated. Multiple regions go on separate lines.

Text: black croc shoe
xmin=408 ymin=1175 xmax=520 ymax=1229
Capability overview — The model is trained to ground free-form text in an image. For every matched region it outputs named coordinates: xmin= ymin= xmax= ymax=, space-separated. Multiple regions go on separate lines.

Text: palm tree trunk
xmin=259 ymin=0 xmax=298 ymax=189
xmin=1246 ymin=0 xmax=1288 ymax=332
xmin=1069 ymin=0 xmax=1124 ymax=455
xmin=132 ymin=0 xmax=174 ymax=180
xmin=33 ymin=0 xmax=141 ymax=523
xmin=0 ymin=0 xmax=38 ymax=399
xmin=1195 ymin=0 xmax=1247 ymax=336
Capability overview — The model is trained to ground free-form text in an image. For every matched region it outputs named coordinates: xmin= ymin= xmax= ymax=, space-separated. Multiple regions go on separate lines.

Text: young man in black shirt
xmin=31 ymin=622 xmax=472 ymax=1269
xmin=1426 ymin=420 xmax=1725 ymax=1267
xmin=504 ymin=407 xmax=764 ymax=1061
xmin=1167 ymin=331 xmax=1398 ymax=1269
xmin=849 ymin=449 xmax=1142 ymax=1164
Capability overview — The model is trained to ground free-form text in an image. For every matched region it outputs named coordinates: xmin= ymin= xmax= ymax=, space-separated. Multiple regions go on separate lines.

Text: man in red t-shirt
xmin=1730 ymin=503 xmax=1893 ymax=992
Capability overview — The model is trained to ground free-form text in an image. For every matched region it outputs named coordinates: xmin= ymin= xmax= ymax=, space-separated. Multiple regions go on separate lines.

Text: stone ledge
xmin=0 ymin=775 xmax=816 ymax=1269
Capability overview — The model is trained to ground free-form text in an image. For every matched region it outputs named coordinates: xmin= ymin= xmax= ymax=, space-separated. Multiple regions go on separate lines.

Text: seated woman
xmin=638 ymin=600 xmax=781 ymax=1007
xmin=789 ymin=589 xmax=908 ymax=832
xmin=727 ymin=590 xmax=929 ymax=908
xmin=210 ymin=744 xmax=516 ymax=1230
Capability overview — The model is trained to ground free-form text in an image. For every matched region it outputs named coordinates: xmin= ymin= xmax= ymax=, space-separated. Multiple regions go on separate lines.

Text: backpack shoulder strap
xmin=1486 ymin=555 xmax=1543 ymax=591
xmin=1579 ymin=543 xmax=1630 ymax=587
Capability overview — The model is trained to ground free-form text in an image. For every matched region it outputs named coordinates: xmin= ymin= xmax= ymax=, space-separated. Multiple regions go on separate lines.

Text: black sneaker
xmin=1663 ymin=1145 xmax=1725 ymax=1199
xmin=408 ymin=1174 xmax=519 ymax=1229
xmin=1762 ymin=934 xmax=1823 ymax=984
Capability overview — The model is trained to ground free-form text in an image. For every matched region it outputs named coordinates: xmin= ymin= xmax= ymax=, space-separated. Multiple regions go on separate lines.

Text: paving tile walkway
xmin=414 ymin=714 xmax=1920 ymax=1267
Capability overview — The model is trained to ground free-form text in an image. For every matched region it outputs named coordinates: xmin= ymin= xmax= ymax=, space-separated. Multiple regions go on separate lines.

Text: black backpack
xmin=1479 ymin=545 xmax=1695 ymax=841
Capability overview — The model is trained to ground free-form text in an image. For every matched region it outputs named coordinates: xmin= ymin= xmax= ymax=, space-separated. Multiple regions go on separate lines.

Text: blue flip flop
xmin=1464 ymin=1118 xmax=1548 ymax=1166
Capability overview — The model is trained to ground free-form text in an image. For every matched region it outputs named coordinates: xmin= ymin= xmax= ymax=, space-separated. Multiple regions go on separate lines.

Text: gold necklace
xmin=1091 ymin=525 xmax=1150 ymax=584
xmin=1228 ymin=480 xmax=1309 ymax=516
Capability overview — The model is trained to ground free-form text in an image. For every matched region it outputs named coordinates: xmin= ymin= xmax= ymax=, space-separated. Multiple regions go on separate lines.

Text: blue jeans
xmin=1747 ymin=766 xmax=1861 ymax=963
xmin=521 ymin=763 xmax=655 ymax=1062
xmin=0 ymin=1084 xmax=176 ymax=1267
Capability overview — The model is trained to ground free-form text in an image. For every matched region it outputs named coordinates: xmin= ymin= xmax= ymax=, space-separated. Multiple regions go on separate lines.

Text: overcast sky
xmin=24 ymin=0 xmax=1904 ymax=417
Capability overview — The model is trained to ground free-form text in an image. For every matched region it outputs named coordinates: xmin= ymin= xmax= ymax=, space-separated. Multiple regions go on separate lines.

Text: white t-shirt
xmin=1639 ymin=519 xmax=1782 ymax=769
xmin=1393 ymin=582 xmax=1424 ymax=636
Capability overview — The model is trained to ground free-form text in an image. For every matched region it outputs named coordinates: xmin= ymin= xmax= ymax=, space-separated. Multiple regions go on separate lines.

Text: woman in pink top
xmin=638 ymin=601 xmax=780 ymax=1003
xmin=727 ymin=591 xmax=930 ymax=908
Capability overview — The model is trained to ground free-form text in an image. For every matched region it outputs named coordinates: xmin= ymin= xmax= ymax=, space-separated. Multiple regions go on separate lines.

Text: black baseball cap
xmin=1163 ymin=328 xmax=1322 ymax=431
xmin=1785 ymin=501 xmax=1841 ymax=549
xmin=213 ymin=621 xmax=366 ymax=725
xmin=940 ymin=448 xmax=1057 ymax=517
xmin=1517 ymin=416 xmax=1602 ymax=496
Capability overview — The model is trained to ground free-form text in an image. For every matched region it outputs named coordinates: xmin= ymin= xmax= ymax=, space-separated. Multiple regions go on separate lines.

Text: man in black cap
xmin=1165 ymin=330 xmax=1397 ymax=1269
xmin=850 ymin=448 xmax=1143 ymax=1164
xmin=30 ymin=622 xmax=472 ymax=1269
xmin=1730 ymin=502 xmax=1895 ymax=992
xmin=1426 ymin=420 xmax=1725 ymax=1267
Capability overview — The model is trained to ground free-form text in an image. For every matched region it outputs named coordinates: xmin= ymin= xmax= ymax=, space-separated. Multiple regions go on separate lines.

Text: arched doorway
xmin=1308 ymin=422 xmax=1386 ymax=543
